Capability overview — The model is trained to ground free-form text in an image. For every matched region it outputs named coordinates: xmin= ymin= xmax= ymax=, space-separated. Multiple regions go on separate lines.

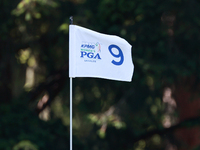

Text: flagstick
xmin=70 ymin=77 xmax=72 ymax=150
xmin=69 ymin=16 xmax=73 ymax=150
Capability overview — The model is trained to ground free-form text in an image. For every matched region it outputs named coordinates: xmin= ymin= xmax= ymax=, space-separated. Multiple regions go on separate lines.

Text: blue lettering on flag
xmin=87 ymin=52 xmax=94 ymax=58
xmin=80 ymin=51 xmax=101 ymax=60
xmin=94 ymin=53 xmax=101 ymax=59
xmin=81 ymin=51 xmax=87 ymax=58
xmin=108 ymin=44 xmax=124 ymax=66
xmin=81 ymin=44 xmax=95 ymax=49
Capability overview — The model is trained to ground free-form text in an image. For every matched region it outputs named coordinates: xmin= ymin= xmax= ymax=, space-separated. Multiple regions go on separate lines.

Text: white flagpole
xmin=69 ymin=16 xmax=73 ymax=150
xmin=70 ymin=77 xmax=72 ymax=150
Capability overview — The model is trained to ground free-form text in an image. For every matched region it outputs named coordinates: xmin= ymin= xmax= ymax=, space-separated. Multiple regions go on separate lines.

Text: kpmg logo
xmin=81 ymin=44 xmax=95 ymax=49
xmin=80 ymin=42 xmax=101 ymax=62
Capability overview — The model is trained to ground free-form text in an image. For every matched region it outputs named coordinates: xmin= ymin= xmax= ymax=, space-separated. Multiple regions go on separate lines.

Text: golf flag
xmin=69 ymin=25 xmax=134 ymax=82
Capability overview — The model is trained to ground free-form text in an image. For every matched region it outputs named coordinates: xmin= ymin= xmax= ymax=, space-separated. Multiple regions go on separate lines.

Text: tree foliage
xmin=1 ymin=0 xmax=200 ymax=149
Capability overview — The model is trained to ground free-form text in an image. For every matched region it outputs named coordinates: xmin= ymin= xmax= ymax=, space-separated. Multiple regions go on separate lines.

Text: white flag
xmin=69 ymin=25 xmax=134 ymax=82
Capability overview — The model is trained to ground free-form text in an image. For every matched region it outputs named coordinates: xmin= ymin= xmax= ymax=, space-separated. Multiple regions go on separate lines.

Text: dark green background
xmin=1 ymin=0 xmax=200 ymax=149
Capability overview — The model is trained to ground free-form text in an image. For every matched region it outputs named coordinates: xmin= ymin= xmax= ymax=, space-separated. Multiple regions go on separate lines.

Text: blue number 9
xmin=108 ymin=44 xmax=124 ymax=66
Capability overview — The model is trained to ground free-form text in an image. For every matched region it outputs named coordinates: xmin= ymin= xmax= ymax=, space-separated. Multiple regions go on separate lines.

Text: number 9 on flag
xmin=69 ymin=24 xmax=134 ymax=82
xmin=108 ymin=44 xmax=124 ymax=66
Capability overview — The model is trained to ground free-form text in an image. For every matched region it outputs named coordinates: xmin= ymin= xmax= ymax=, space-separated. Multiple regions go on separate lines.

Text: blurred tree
xmin=1 ymin=0 xmax=200 ymax=150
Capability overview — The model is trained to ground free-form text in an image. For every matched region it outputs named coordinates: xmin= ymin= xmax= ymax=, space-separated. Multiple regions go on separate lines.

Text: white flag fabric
xmin=69 ymin=25 xmax=134 ymax=82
